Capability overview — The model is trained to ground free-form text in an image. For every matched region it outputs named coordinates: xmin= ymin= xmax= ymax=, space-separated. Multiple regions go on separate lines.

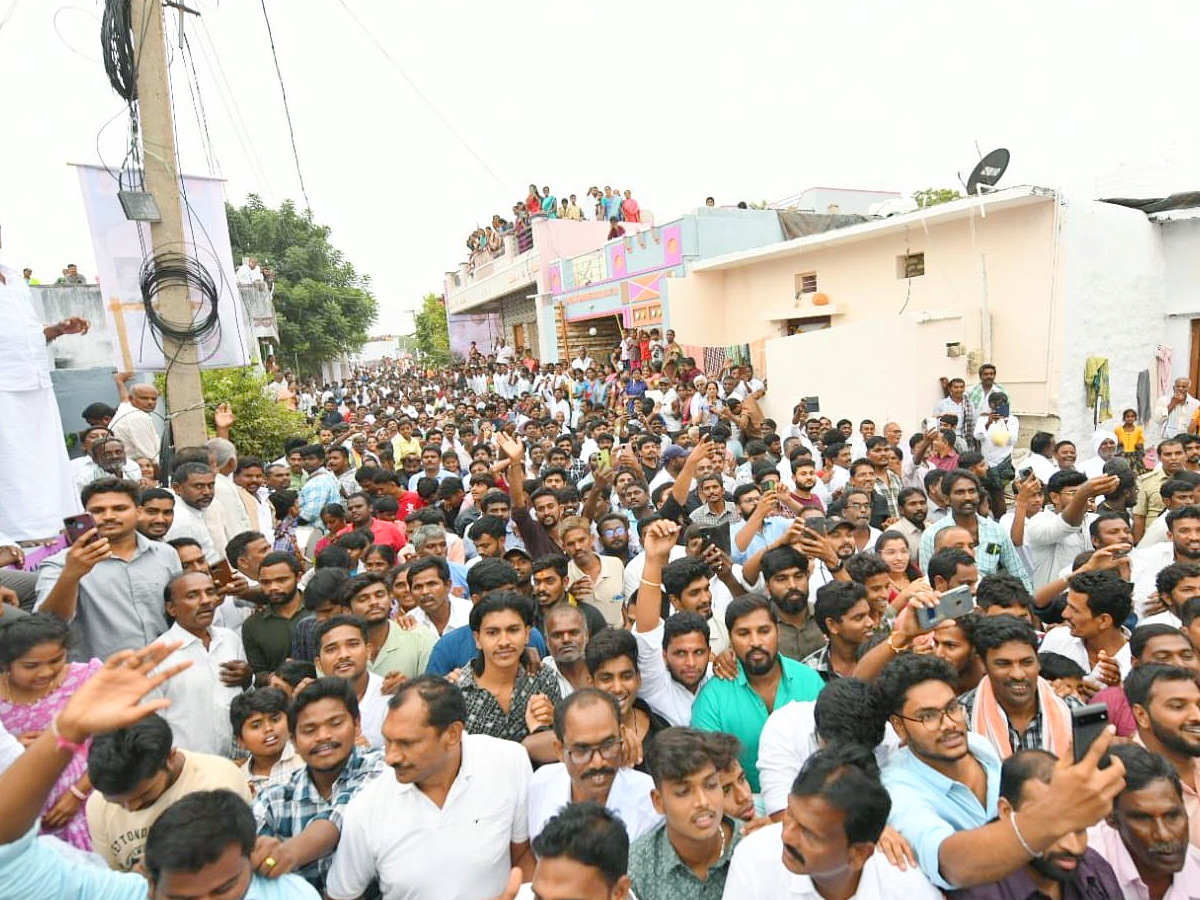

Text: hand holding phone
xmin=1071 ymin=703 xmax=1111 ymax=766
xmin=914 ymin=584 xmax=975 ymax=629
xmin=63 ymin=514 xmax=98 ymax=546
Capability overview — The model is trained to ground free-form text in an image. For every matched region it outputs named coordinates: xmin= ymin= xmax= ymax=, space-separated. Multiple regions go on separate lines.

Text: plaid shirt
xmin=298 ymin=468 xmax=342 ymax=528
xmin=458 ymin=663 xmax=561 ymax=743
xmin=252 ymin=746 xmax=386 ymax=888
xmin=567 ymin=458 xmax=590 ymax=484
xmin=801 ymin=644 xmax=841 ymax=682
xmin=873 ymin=470 xmax=903 ymax=520
xmin=919 ymin=513 xmax=1032 ymax=590
xmin=959 ymin=684 xmax=1083 ymax=754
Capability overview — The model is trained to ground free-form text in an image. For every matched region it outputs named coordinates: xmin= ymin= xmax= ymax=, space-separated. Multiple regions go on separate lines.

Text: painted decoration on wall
xmin=608 ymin=241 xmax=627 ymax=277
xmin=548 ymin=262 xmax=563 ymax=294
xmin=625 ymin=301 xmax=663 ymax=328
xmin=626 ymin=272 xmax=663 ymax=304
xmin=662 ymin=223 xmax=683 ymax=266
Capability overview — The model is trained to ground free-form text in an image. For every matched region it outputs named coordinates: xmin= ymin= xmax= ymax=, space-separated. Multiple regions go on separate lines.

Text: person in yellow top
xmin=1117 ymin=407 xmax=1146 ymax=472
xmin=389 ymin=417 xmax=423 ymax=461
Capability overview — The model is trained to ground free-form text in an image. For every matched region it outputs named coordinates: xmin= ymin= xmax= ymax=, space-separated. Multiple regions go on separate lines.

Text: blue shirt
xmin=881 ymin=732 xmax=1002 ymax=889
xmin=729 ymin=516 xmax=790 ymax=565
xmin=918 ymin=513 xmax=1032 ymax=591
xmin=425 ymin=624 xmax=548 ymax=676
xmin=690 ymin=654 xmax=824 ymax=792
xmin=0 ymin=825 xmax=319 ymax=900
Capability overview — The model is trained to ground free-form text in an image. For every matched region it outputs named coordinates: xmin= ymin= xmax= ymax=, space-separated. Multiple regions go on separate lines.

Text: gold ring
xmin=265 ymin=857 xmax=277 ymax=868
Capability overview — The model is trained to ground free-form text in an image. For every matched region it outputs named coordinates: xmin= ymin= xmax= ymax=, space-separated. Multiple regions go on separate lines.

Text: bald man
xmin=110 ymin=371 xmax=161 ymax=463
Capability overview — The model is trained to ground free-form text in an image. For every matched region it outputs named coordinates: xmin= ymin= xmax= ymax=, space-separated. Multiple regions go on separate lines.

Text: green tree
xmin=226 ymin=196 xmax=378 ymax=374
xmin=913 ymin=187 xmax=963 ymax=209
xmin=413 ymin=292 xmax=450 ymax=367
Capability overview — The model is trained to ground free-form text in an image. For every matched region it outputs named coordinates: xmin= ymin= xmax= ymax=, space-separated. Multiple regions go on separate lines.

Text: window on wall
xmin=785 ymin=316 xmax=831 ymax=336
xmin=794 ymin=271 xmax=818 ymax=298
xmin=897 ymin=253 xmax=925 ymax=278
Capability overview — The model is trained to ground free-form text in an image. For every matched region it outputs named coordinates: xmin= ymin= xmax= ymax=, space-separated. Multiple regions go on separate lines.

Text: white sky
xmin=4 ymin=0 xmax=1200 ymax=336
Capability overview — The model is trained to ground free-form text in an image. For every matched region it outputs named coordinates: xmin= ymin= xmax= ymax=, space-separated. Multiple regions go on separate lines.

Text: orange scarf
xmin=969 ymin=676 xmax=1072 ymax=759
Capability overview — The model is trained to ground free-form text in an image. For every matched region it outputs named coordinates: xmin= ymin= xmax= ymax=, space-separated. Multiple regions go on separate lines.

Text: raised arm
xmin=581 ymin=463 xmax=614 ymax=524
xmin=671 ymin=439 xmax=713 ymax=510
xmin=635 ymin=520 xmax=680 ymax=634
xmin=496 ymin=433 xmax=527 ymax=509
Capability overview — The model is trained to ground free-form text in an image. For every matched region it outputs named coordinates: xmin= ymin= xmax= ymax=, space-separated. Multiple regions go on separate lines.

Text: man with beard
xmin=73 ymin=435 xmax=142 ymax=490
xmin=959 ymin=616 xmax=1073 ymax=760
xmin=632 ymin=519 xmax=714 ymax=727
xmin=1134 ymin=438 xmax=1188 ymax=542
xmin=530 ymin=555 xmax=609 ymax=637
xmin=542 ymin=604 xmax=592 ymax=696
xmin=950 ymin=748 xmax=1123 ymax=900
xmin=761 ymin=545 xmax=825 ymax=662
xmin=344 ymin=573 xmax=434 ymax=680
xmin=690 ymin=594 xmax=824 ymax=792
xmin=138 ymin=486 xmax=176 ymax=540
xmin=628 ymin=727 xmax=742 ymax=900
xmin=1132 ymin=506 xmax=1200 ymax=618
xmin=407 ymin=556 xmax=472 ymax=637
xmin=499 ymin=432 xmax=564 ymax=558
xmin=253 ymin=677 xmax=386 ymax=891
xmin=724 ymin=744 xmax=941 ymax=900
xmin=164 ymin=461 xmax=222 ymax=564
xmin=803 ymin=581 xmax=877 ymax=681
xmin=662 ymin=555 xmax=731 ymax=655
xmin=325 ymin=676 xmax=534 ymax=899
xmin=561 ymin=517 xmax=626 ymax=628
xmin=242 ymin=552 xmax=311 ymax=680
xmin=597 ymin=512 xmax=634 ymax=564
xmin=1088 ymin=744 xmax=1200 ymax=898
xmin=342 ymin=492 xmax=407 ymax=553
xmin=920 ymin=470 xmax=1032 ymax=591
xmin=877 ymin=653 xmax=1125 ymax=890
xmin=891 ymin=487 xmax=929 ymax=558
xmin=527 ymin=689 xmax=661 ymax=842
xmin=1126 ymin=664 xmax=1200 ymax=847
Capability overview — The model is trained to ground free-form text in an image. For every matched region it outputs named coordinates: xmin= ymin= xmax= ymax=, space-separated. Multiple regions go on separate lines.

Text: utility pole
xmin=130 ymin=0 xmax=208 ymax=448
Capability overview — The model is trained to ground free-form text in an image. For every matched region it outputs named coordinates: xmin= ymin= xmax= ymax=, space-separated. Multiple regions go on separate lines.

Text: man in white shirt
xmin=1152 ymin=377 xmax=1200 ymax=443
xmin=515 ymin=802 xmax=633 ymax=900
xmin=1022 ymin=472 xmax=1115 ymax=590
xmin=110 ymin=371 xmax=161 ymax=464
xmin=316 ymin=615 xmax=389 ymax=748
xmin=164 ymin=462 xmax=223 ymax=564
xmin=724 ymin=744 xmax=942 ymax=900
xmin=153 ymin=571 xmax=251 ymax=757
xmin=571 ymin=349 xmax=594 ymax=372
xmin=1130 ymin=506 xmax=1200 ymax=618
xmin=326 ymin=675 xmax=535 ymax=900
xmin=527 ymin=689 xmax=661 ymax=842
xmin=235 ymin=255 xmax=266 ymax=286
xmin=72 ymin=435 xmax=143 ymax=493
xmin=1039 ymin=569 xmax=1133 ymax=681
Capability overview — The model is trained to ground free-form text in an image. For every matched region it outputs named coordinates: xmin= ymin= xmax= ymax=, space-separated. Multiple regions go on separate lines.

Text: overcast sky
xmin=4 ymin=0 xmax=1200 ymax=335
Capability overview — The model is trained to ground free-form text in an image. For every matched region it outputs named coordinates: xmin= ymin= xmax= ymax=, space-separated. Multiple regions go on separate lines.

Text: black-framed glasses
xmin=565 ymin=736 xmax=623 ymax=766
xmin=897 ymin=699 xmax=966 ymax=731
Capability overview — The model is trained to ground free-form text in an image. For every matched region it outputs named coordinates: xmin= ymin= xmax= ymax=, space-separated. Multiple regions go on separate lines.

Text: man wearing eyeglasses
xmin=527 ymin=688 xmax=662 ymax=842
xmin=875 ymin=653 xmax=1127 ymax=890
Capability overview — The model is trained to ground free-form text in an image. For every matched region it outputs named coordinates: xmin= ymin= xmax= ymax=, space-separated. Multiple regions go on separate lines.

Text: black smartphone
xmin=698 ymin=523 xmax=731 ymax=556
xmin=63 ymin=513 xmax=97 ymax=546
xmin=915 ymin=584 xmax=975 ymax=629
xmin=1017 ymin=467 xmax=1033 ymax=481
xmin=802 ymin=396 xmax=820 ymax=413
xmin=804 ymin=518 xmax=829 ymax=536
xmin=1072 ymin=702 xmax=1111 ymax=766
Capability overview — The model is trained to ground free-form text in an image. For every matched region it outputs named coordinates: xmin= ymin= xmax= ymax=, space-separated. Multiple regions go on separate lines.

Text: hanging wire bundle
xmin=100 ymin=0 xmax=137 ymax=103
xmin=139 ymin=251 xmax=222 ymax=347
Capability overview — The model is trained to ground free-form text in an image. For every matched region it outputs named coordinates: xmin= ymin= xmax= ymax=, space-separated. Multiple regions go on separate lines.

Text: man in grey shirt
xmin=35 ymin=477 xmax=181 ymax=658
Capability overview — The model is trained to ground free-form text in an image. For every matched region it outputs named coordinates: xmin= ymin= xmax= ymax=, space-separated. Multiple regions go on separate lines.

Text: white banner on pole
xmin=74 ymin=164 xmax=253 ymax=371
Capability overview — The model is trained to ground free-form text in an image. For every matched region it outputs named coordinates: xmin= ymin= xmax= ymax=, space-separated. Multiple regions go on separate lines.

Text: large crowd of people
xmin=4 ymin=271 xmax=1200 ymax=899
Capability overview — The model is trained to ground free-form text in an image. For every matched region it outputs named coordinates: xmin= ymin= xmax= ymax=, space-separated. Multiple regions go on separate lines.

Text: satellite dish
xmin=966 ymin=148 xmax=1011 ymax=196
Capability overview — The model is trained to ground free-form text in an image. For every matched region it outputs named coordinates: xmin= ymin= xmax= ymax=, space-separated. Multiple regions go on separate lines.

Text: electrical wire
xmin=334 ymin=0 xmax=511 ymax=193
xmin=139 ymin=251 xmax=221 ymax=344
xmin=100 ymin=0 xmax=136 ymax=102
xmin=259 ymin=0 xmax=310 ymax=210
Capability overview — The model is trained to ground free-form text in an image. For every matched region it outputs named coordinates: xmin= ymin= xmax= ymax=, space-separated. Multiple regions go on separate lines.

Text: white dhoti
xmin=0 ymin=387 xmax=82 ymax=540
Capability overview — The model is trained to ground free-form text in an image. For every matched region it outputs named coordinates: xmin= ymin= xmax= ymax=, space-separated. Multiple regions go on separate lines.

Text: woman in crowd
xmin=0 ymin=614 xmax=101 ymax=849
xmin=875 ymin=529 xmax=922 ymax=603
xmin=362 ymin=543 xmax=397 ymax=575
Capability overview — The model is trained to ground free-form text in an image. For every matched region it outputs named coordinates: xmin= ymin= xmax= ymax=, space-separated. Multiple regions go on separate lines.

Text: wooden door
xmin=512 ymin=323 xmax=526 ymax=355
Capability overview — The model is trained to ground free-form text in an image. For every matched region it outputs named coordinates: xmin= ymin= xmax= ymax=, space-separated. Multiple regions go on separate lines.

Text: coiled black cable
xmin=139 ymin=251 xmax=222 ymax=344
xmin=101 ymin=0 xmax=137 ymax=103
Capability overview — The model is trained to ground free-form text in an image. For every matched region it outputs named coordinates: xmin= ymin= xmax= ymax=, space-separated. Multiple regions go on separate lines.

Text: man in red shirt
xmin=339 ymin=491 xmax=407 ymax=551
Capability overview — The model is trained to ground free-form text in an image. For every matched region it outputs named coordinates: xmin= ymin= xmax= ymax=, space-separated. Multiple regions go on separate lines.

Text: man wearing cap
xmin=649 ymin=444 xmax=688 ymax=494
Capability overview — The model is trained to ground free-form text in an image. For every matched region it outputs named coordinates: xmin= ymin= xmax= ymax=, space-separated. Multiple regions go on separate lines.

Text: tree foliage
xmin=200 ymin=368 xmax=310 ymax=461
xmin=414 ymin=292 xmax=451 ymax=367
xmin=913 ymin=187 xmax=963 ymax=209
xmin=226 ymin=196 xmax=378 ymax=374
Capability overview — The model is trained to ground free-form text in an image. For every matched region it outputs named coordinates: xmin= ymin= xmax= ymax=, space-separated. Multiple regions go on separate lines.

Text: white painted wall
xmin=1159 ymin=218 xmax=1200 ymax=382
xmin=1054 ymin=198 xmax=1167 ymax=448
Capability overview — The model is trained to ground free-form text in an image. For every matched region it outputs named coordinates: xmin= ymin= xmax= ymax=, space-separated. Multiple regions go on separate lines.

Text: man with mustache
xmin=1126 ymin=664 xmax=1200 ymax=848
xmin=529 ymin=554 xmax=608 ymax=637
xmin=959 ymin=616 xmax=1073 ymax=760
xmin=920 ymin=470 xmax=1032 ymax=591
xmin=949 ymin=748 xmax=1123 ymax=900
xmin=527 ymin=689 xmax=661 ymax=842
xmin=761 ymin=545 xmax=826 ymax=662
xmin=662 ymin=554 xmax=731 ymax=656
xmin=1088 ymin=744 xmax=1200 ymax=898
xmin=690 ymin=594 xmax=824 ymax=793
xmin=628 ymin=727 xmax=741 ymax=900
xmin=803 ymin=581 xmax=877 ymax=681
xmin=315 ymin=615 xmax=391 ymax=748
xmin=344 ymin=572 xmax=434 ymax=680
xmin=542 ymin=604 xmax=591 ymax=696
xmin=242 ymin=552 xmax=311 ymax=682
xmin=325 ymin=675 xmax=535 ymax=900
xmin=252 ymin=677 xmax=385 ymax=892
xmin=724 ymin=744 xmax=941 ymax=900
xmin=152 ymin=571 xmax=251 ymax=756
xmin=878 ymin=653 xmax=1126 ymax=889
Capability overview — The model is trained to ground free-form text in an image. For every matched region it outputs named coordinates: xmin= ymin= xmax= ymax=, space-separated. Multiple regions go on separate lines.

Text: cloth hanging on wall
xmin=1156 ymin=346 xmax=1174 ymax=396
xmin=1137 ymin=369 xmax=1152 ymax=425
xmin=1084 ymin=357 xmax=1111 ymax=425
